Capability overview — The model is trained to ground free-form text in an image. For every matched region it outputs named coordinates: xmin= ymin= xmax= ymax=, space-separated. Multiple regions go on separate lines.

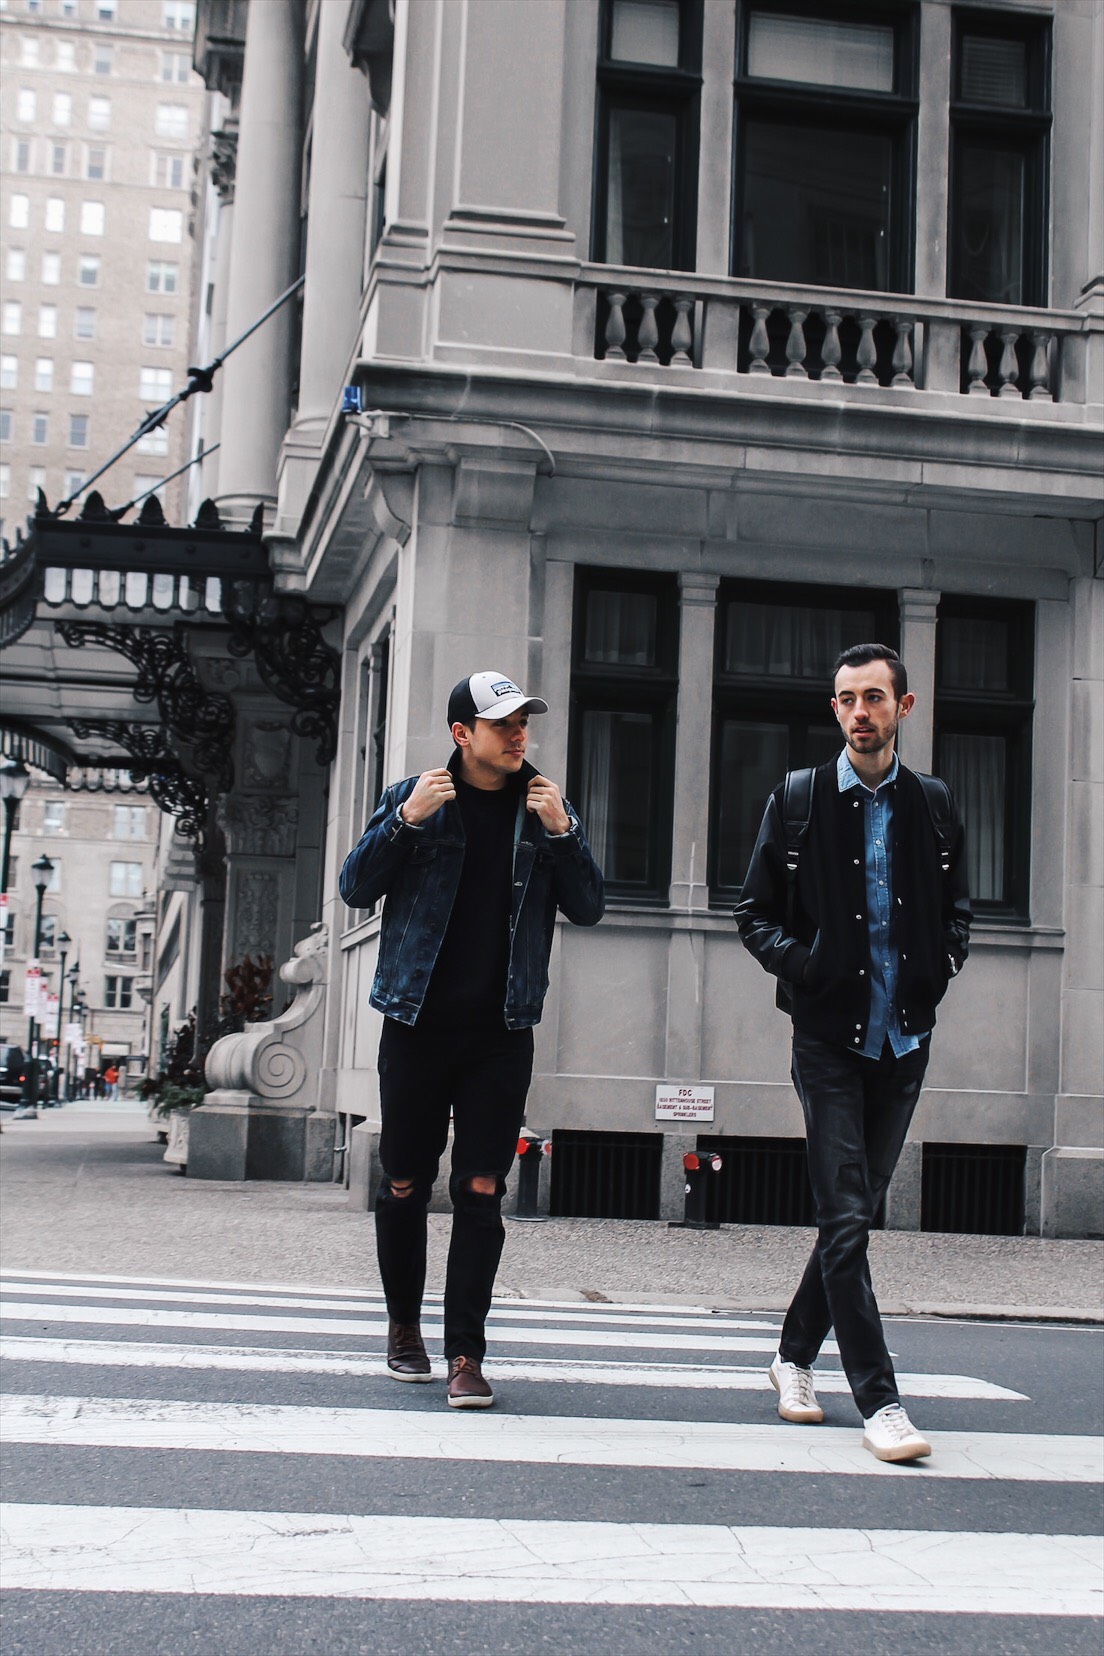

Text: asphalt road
xmin=1 ymin=1269 xmax=1101 ymax=1654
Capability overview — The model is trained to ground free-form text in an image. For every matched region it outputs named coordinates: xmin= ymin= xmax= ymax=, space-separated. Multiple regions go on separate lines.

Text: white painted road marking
xmin=0 ymin=1281 xmax=782 ymax=1334
xmin=0 ymin=1336 xmax=1027 ymax=1400
xmin=2 ymin=1504 xmax=1099 ymax=1615
xmin=0 ymin=1301 xmax=822 ymax=1356
xmin=3 ymin=1394 xmax=1088 ymax=1480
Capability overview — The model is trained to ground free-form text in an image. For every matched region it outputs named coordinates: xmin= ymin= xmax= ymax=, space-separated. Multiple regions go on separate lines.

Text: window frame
xmin=947 ymin=9 xmax=1051 ymax=309
xmin=592 ymin=0 xmax=703 ymax=272
xmin=709 ymin=577 xmax=899 ymax=903
xmin=730 ymin=0 xmax=919 ymax=294
xmin=933 ymin=595 xmax=1034 ymax=923
xmin=568 ymin=565 xmax=681 ymax=905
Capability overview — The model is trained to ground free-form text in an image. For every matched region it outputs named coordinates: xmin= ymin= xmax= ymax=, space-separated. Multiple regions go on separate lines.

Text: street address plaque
xmin=655 ymin=1084 xmax=715 ymax=1123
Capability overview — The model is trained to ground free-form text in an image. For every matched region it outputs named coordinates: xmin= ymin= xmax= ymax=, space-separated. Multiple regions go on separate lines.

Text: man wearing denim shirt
xmin=736 ymin=643 xmax=971 ymax=1462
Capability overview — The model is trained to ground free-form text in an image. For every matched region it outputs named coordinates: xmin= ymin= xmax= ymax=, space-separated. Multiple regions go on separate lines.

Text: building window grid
xmin=568 ymin=567 xmax=681 ymax=903
xmin=104 ymin=975 xmax=133 ymax=1010
xmin=933 ymin=597 xmax=1034 ymax=919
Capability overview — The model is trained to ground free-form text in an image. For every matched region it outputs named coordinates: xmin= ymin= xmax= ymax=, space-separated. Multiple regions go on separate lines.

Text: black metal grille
xmin=697 ymin=1136 xmax=816 ymax=1227
xmin=549 ymin=1130 xmax=662 ymax=1220
xmin=921 ymin=1143 xmax=1026 ymax=1236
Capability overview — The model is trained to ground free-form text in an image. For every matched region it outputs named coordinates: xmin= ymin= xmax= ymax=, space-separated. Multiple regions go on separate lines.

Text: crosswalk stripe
xmin=0 ymin=1301 xmax=826 ymax=1355
xmin=0 ymin=1336 xmax=1025 ymax=1400
xmin=0 ymin=1282 xmax=781 ymax=1334
xmin=2 ymin=1504 xmax=1098 ymax=1614
xmin=3 ymin=1394 xmax=1088 ymax=1481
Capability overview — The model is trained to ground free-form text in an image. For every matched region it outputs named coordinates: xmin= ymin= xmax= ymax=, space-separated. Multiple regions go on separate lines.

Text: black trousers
xmin=374 ymin=1015 xmax=534 ymax=1361
xmin=779 ymin=1028 xmax=930 ymax=1418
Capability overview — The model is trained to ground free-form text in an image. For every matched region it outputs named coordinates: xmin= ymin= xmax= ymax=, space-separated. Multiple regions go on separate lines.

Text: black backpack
xmin=782 ymin=764 xmax=954 ymax=925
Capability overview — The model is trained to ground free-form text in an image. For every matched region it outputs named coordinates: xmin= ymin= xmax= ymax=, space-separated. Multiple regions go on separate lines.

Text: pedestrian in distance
xmin=736 ymin=643 xmax=971 ymax=1462
xmin=339 ymin=671 xmax=605 ymax=1408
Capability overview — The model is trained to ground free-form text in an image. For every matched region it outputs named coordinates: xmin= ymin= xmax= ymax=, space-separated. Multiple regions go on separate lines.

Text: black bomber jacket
xmin=734 ymin=759 xmax=972 ymax=1050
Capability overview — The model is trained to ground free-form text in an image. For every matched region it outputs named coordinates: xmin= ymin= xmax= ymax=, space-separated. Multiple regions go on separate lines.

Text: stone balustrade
xmin=581 ymin=267 xmax=1090 ymax=404
xmin=41 ymin=567 xmax=225 ymax=614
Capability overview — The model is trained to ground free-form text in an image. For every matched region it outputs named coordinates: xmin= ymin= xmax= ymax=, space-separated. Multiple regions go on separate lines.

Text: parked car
xmin=0 ymin=1043 xmax=27 ymax=1109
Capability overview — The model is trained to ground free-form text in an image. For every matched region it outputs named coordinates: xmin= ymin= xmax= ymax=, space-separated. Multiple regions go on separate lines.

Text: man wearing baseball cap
xmin=340 ymin=671 xmax=604 ymax=1407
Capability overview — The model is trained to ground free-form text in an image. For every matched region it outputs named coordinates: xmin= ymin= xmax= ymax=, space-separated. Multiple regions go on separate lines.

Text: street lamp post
xmin=14 ymin=853 xmax=55 ymax=1120
xmin=0 ymin=757 xmax=30 ymax=897
xmin=63 ymin=963 xmax=79 ymax=1101
xmin=74 ymin=991 xmax=89 ymax=1098
xmin=51 ymin=931 xmax=71 ymax=1104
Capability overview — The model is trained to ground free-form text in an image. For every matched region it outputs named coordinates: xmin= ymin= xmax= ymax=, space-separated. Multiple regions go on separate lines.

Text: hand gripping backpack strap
xmin=915 ymin=771 xmax=954 ymax=874
xmin=781 ymin=766 xmax=816 ymax=930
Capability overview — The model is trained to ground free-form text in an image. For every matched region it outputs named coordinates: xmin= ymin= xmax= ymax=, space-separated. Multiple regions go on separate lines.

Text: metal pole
xmin=17 ymin=881 xmax=46 ymax=1117
xmin=0 ymin=797 xmax=16 ymax=897
xmin=51 ymin=941 xmax=68 ymax=1103
xmin=63 ymin=972 xmax=78 ymax=1102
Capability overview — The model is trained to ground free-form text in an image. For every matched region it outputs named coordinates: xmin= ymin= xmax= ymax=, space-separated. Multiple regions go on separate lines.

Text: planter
xmin=163 ymin=1107 xmax=190 ymax=1173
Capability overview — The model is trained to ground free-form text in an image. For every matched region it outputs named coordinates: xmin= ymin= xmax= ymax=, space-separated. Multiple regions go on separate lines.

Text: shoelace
xmin=877 ymin=1406 xmax=915 ymax=1440
xmin=790 ymin=1368 xmax=817 ymax=1408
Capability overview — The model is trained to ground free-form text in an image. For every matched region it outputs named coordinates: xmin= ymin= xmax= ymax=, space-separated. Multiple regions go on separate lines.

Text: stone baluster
xmin=637 ymin=293 xmax=661 ymax=364
xmin=966 ymin=324 xmax=991 ymax=394
xmin=997 ymin=330 xmax=1022 ymax=397
xmin=670 ymin=295 xmax=694 ymax=366
xmin=604 ymin=292 xmax=628 ymax=361
xmin=891 ymin=317 xmax=915 ymax=387
xmin=784 ymin=307 xmax=808 ymax=377
xmin=1028 ymin=331 xmax=1053 ymax=400
xmin=855 ymin=316 xmax=879 ymax=384
xmin=748 ymin=303 xmax=771 ymax=375
xmin=820 ymin=310 xmax=843 ymax=382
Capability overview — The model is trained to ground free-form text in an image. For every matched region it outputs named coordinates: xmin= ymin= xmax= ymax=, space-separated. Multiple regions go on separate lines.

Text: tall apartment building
xmin=0 ymin=775 xmax=157 ymax=1086
xmin=0 ymin=0 xmax=205 ymax=537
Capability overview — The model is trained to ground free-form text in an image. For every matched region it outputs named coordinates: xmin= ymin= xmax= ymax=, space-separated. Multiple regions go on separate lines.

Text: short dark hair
xmin=833 ymin=642 xmax=908 ymax=700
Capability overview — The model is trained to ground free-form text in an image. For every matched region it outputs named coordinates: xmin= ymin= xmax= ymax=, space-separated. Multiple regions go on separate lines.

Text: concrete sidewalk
xmin=2 ymin=1106 xmax=1101 ymax=1322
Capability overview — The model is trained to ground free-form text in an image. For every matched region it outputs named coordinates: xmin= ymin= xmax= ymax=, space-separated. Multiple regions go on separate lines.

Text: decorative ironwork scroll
xmin=222 ymin=585 xmax=340 ymax=765
xmin=56 ymin=621 xmax=234 ymax=787
xmin=69 ymin=717 xmax=209 ymax=843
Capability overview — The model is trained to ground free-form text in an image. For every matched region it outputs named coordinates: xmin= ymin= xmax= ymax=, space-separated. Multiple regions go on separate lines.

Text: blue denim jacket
xmin=339 ymin=751 xmax=605 ymax=1029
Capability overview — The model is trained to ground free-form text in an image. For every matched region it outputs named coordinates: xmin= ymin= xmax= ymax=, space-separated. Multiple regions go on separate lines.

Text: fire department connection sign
xmin=655 ymin=1084 xmax=715 ymax=1123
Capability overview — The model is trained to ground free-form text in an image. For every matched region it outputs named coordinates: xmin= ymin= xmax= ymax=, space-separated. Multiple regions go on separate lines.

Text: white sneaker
xmin=769 ymin=1353 xmax=824 ymax=1423
xmin=862 ymin=1404 xmax=932 ymax=1462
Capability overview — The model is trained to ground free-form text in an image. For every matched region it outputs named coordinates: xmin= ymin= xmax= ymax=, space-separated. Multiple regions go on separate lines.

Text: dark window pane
xmin=578 ymin=708 xmax=655 ymax=883
xmin=723 ymin=599 xmax=876 ymax=679
xmin=951 ymin=142 xmax=1025 ymax=305
xmin=938 ymin=617 xmax=1011 ymax=692
xmin=606 ymin=107 xmax=677 ymax=269
xmin=584 ymin=588 xmax=658 ymax=667
xmin=738 ymin=118 xmax=892 ymax=290
xmin=611 ymin=0 xmax=680 ymax=67
xmin=939 ymin=732 xmax=1006 ymax=903
xmin=805 ymin=724 xmax=842 ymax=768
xmin=747 ymin=12 xmax=894 ymax=93
xmin=959 ymin=35 xmax=1027 ymax=108
xmin=715 ymin=719 xmax=789 ymax=889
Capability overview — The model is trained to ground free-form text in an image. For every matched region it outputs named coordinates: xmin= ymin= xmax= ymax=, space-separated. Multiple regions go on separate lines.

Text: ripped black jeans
xmin=779 ymin=1029 xmax=930 ymax=1418
xmin=374 ymin=1016 xmax=533 ymax=1361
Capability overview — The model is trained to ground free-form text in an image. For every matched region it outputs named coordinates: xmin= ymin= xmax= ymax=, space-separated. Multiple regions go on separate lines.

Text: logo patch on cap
xmin=490 ymin=679 xmax=519 ymax=699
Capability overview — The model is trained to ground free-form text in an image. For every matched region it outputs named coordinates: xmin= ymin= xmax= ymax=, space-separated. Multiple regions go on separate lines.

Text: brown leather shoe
xmin=387 ymin=1319 xmax=432 ymax=1382
xmin=447 ymin=1354 xmax=494 ymax=1409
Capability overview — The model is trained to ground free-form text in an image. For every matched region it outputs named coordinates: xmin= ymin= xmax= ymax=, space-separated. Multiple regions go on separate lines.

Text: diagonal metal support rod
xmin=55 ymin=276 xmax=305 ymax=517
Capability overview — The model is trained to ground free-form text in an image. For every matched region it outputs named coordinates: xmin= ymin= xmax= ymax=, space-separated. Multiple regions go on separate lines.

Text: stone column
xmin=201 ymin=126 xmax=236 ymax=504
xmin=897 ymin=587 xmax=940 ymax=772
xmin=217 ymin=0 xmax=303 ymax=521
xmin=664 ymin=574 xmax=719 ymax=1091
xmin=295 ymin=1 xmax=371 ymax=432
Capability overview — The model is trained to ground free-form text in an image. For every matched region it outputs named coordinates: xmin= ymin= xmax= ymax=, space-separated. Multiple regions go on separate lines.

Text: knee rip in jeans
xmin=385 ymin=1176 xmax=416 ymax=1200
xmin=465 ymin=1174 xmax=498 ymax=1197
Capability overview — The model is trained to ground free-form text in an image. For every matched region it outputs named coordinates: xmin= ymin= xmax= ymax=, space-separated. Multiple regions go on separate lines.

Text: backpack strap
xmin=782 ymin=767 xmax=816 ymax=927
xmin=915 ymin=771 xmax=954 ymax=875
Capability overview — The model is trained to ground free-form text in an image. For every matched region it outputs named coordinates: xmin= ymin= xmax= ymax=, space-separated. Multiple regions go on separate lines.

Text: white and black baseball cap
xmin=447 ymin=671 xmax=549 ymax=727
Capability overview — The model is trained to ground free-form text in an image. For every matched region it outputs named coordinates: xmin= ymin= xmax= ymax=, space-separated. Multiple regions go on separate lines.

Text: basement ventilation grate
xmin=549 ymin=1129 xmax=662 ymax=1220
xmin=697 ymin=1135 xmax=816 ymax=1227
xmin=921 ymin=1142 xmax=1027 ymax=1236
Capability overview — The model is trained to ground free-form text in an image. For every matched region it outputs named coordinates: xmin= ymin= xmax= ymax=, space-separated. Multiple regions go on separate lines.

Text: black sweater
xmin=734 ymin=760 xmax=972 ymax=1049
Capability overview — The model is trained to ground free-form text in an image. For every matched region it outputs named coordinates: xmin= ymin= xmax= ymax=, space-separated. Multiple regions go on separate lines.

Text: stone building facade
xmin=0 ymin=0 xmax=206 ymax=533
xmin=167 ymin=0 xmax=1101 ymax=1236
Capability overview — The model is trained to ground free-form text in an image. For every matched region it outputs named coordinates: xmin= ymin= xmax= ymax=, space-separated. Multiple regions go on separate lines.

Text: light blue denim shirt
xmin=837 ymin=749 xmax=927 ymax=1060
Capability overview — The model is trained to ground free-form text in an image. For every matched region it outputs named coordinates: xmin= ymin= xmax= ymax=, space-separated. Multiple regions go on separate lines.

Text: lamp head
xmin=0 ymin=758 xmax=30 ymax=805
xmin=31 ymin=854 xmax=54 ymax=892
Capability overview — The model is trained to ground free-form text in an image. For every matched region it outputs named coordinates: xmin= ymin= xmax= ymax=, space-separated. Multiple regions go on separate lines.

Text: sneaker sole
xmin=447 ymin=1393 xmax=495 ymax=1408
xmin=768 ymin=1364 xmax=824 ymax=1424
xmin=862 ymin=1433 xmax=932 ymax=1462
xmin=387 ymin=1367 xmax=434 ymax=1382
